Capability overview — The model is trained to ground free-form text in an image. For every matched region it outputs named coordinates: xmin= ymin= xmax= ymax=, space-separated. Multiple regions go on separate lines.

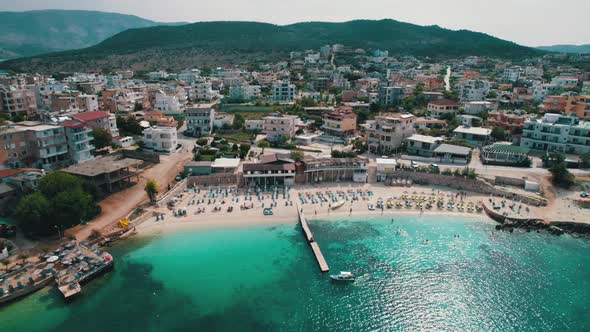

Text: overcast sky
xmin=1 ymin=0 xmax=588 ymax=46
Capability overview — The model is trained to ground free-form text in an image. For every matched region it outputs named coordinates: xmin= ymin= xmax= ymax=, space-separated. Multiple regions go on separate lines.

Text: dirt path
xmin=67 ymin=149 xmax=193 ymax=241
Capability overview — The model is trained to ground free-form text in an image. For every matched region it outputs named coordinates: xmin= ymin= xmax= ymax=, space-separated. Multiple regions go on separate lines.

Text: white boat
xmin=331 ymin=200 xmax=346 ymax=210
xmin=330 ymin=271 xmax=355 ymax=283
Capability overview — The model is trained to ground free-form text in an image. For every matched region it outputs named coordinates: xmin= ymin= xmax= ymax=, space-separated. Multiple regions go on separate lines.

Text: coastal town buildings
xmin=564 ymin=95 xmax=590 ymax=120
xmin=457 ymin=79 xmax=491 ymax=102
xmin=72 ymin=111 xmax=119 ymax=137
xmin=366 ymin=113 xmax=416 ymax=153
xmin=0 ymin=86 xmax=37 ymax=117
xmin=242 ymin=154 xmax=296 ymax=187
xmin=520 ymin=114 xmax=590 ymax=155
xmin=487 ymin=110 xmax=530 ymax=134
xmin=272 ymin=80 xmax=296 ymax=102
xmin=262 ymin=113 xmax=299 ymax=141
xmin=321 ymin=107 xmax=357 ymax=138
xmin=186 ymin=104 xmax=215 ymax=137
xmin=427 ymin=99 xmax=459 ymax=119
xmin=406 ymin=134 xmax=443 ymax=157
xmin=60 ymin=119 xmax=95 ymax=164
xmin=453 ymin=126 xmax=492 ymax=146
xmin=142 ymin=126 xmax=178 ymax=153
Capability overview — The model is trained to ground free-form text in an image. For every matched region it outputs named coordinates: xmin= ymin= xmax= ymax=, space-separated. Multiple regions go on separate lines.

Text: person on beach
xmin=349 ymin=207 xmax=352 ymax=216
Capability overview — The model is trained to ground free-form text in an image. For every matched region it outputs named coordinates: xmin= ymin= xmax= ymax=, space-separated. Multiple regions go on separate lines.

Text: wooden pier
xmin=297 ymin=208 xmax=329 ymax=272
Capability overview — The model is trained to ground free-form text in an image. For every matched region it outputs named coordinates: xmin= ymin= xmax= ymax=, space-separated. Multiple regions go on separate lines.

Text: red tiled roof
xmin=60 ymin=119 xmax=87 ymax=129
xmin=0 ymin=168 xmax=41 ymax=178
xmin=72 ymin=111 xmax=110 ymax=122
xmin=429 ymin=98 xmax=459 ymax=106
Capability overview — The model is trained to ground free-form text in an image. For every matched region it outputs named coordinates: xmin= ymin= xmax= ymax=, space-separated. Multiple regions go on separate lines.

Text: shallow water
xmin=1 ymin=215 xmax=589 ymax=331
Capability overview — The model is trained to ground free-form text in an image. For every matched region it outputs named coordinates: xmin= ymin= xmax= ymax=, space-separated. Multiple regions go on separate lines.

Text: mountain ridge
xmin=536 ymin=44 xmax=590 ymax=54
xmin=1 ymin=18 xmax=542 ymax=73
xmin=0 ymin=9 xmax=183 ymax=59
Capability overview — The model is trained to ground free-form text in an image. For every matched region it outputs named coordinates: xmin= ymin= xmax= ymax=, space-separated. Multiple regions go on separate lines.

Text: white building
xmin=148 ymin=71 xmax=169 ymax=81
xmin=453 ymin=126 xmax=492 ymax=146
xmin=143 ymin=126 xmax=178 ymax=153
xmin=520 ymin=114 xmax=590 ymax=155
xmin=532 ymin=84 xmax=560 ymax=101
xmin=178 ymin=69 xmax=201 ymax=84
xmin=154 ymin=93 xmax=182 ymax=115
xmin=272 ymin=80 xmax=296 ymax=102
xmin=464 ymin=101 xmax=494 ymax=115
xmin=524 ymin=66 xmax=544 ymax=78
xmin=366 ymin=113 xmax=416 ymax=153
xmin=262 ymin=113 xmax=299 ymax=141
xmin=187 ymin=81 xmax=214 ymax=101
xmin=186 ymin=104 xmax=215 ymax=136
xmin=229 ymin=83 xmax=261 ymax=100
xmin=245 ymin=119 xmax=263 ymax=131
xmin=77 ymin=94 xmax=99 ymax=112
xmin=551 ymin=76 xmax=578 ymax=89
xmin=213 ymin=113 xmax=235 ymax=129
xmin=502 ymin=66 xmax=522 ymax=83
xmin=458 ymin=79 xmax=491 ymax=102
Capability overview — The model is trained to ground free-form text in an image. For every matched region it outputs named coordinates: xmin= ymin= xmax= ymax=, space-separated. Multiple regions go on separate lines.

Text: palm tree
xmin=18 ymin=253 xmax=28 ymax=264
xmin=1 ymin=259 xmax=9 ymax=270
xmin=144 ymin=179 xmax=159 ymax=203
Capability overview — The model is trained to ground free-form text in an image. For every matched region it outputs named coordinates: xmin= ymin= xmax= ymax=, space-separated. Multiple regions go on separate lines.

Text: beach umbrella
xmin=47 ymin=256 xmax=59 ymax=263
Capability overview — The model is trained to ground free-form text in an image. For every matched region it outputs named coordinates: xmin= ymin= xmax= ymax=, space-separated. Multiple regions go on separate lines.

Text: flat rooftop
xmin=62 ymin=156 xmax=140 ymax=177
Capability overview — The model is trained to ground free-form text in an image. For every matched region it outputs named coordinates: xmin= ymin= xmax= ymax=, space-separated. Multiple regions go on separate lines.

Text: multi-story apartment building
xmin=427 ymin=99 xmax=460 ymax=119
xmin=463 ymin=101 xmax=494 ymax=115
xmin=178 ymin=69 xmax=201 ymax=84
xmin=582 ymin=82 xmax=590 ymax=95
xmin=366 ymin=113 xmax=416 ymax=153
xmin=520 ymin=114 xmax=590 ymax=155
xmin=457 ymin=79 xmax=491 ymax=102
xmin=34 ymin=81 xmax=66 ymax=109
xmin=76 ymin=94 xmax=99 ymax=112
xmin=100 ymin=88 xmax=146 ymax=113
xmin=272 ymin=80 xmax=296 ymax=102
xmin=186 ymin=104 xmax=215 ymax=136
xmin=564 ymin=95 xmax=590 ymax=121
xmin=502 ymin=66 xmax=522 ymax=83
xmin=187 ymin=81 xmax=214 ymax=101
xmin=0 ymin=122 xmax=69 ymax=169
xmin=532 ymin=84 xmax=560 ymax=101
xmin=487 ymin=110 xmax=530 ymax=134
xmin=229 ymin=83 xmax=261 ymax=100
xmin=0 ymin=86 xmax=37 ymax=118
xmin=60 ymin=119 xmax=95 ymax=163
xmin=154 ymin=92 xmax=182 ymax=115
xmin=321 ymin=107 xmax=357 ymax=138
xmin=143 ymin=126 xmax=178 ymax=153
xmin=378 ymin=85 xmax=404 ymax=105
xmin=551 ymin=76 xmax=578 ymax=89
xmin=72 ymin=111 xmax=119 ymax=138
xmin=262 ymin=113 xmax=299 ymax=141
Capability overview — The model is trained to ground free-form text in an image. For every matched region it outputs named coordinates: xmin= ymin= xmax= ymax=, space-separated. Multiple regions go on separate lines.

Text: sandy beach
xmin=134 ymin=183 xmax=518 ymax=236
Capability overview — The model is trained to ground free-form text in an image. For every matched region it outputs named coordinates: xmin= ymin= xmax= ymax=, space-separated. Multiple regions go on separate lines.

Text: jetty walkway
xmin=297 ymin=208 xmax=329 ymax=272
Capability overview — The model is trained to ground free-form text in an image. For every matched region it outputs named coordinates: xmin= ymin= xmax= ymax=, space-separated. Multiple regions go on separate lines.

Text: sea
xmin=0 ymin=214 xmax=589 ymax=332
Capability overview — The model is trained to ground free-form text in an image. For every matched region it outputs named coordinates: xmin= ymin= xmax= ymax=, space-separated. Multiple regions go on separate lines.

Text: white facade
xmin=458 ymin=79 xmax=491 ymax=102
xmin=229 ymin=84 xmax=261 ymax=100
xmin=148 ymin=71 xmax=169 ymax=80
xmin=262 ymin=114 xmax=299 ymax=141
xmin=366 ymin=113 xmax=416 ymax=153
xmin=178 ymin=69 xmax=201 ymax=83
xmin=187 ymin=81 xmax=214 ymax=101
xmin=272 ymin=80 xmax=296 ymax=102
xmin=520 ymin=114 xmax=590 ymax=155
xmin=186 ymin=104 xmax=215 ymax=136
xmin=502 ymin=66 xmax=522 ymax=83
xmin=551 ymin=76 xmax=578 ymax=88
xmin=143 ymin=126 xmax=178 ymax=153
xmin=77 ymin=94 xmax=99 ymax=112
xmin=245 ymin=119 xmax=263 ymax=131
xmin=532 ymin=84 xmax=560 ymax=101
xmin=154 ymin=93 xmax=182 ymax=115
xmin=464 ymin=101 xmax=494 ymax=115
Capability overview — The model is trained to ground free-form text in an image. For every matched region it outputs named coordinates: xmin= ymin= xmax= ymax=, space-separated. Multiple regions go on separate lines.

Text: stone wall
xmin=121 ymin=150 xmax=161 ymax=163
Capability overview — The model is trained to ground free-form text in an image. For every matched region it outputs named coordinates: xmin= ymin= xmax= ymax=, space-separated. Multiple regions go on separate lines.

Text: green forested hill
xmin=1 ymin=19 xmax=541 ymax=72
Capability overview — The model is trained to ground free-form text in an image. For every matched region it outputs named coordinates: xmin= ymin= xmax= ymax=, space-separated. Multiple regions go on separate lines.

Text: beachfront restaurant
xmin=432 ymin=144 xmax=472 ymax=164
xmin=376 ymin=158 xmax=397 ymax=182
xmin=241 ymin=153 xmax=296 ymax=188
xmin=302 ymin=157 xmax=368 ymax=183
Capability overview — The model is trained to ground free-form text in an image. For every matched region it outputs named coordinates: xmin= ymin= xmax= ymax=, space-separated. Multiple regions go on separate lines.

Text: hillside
xmin=1 ymin=19 xmax=542 ymax=73
xmin=537 ymin=44 xmax=590 ymax=54
xmin=0 ymin=9 xmax=180 ymax=59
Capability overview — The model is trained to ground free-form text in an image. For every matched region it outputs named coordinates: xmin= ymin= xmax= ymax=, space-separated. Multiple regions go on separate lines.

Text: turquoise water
xmin=1 ymin=215 xmax=589 ymax=331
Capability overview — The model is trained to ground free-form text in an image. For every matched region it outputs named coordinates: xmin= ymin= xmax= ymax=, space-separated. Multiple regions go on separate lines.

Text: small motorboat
xmin=330 ymin=271 xmax=355 ymax=283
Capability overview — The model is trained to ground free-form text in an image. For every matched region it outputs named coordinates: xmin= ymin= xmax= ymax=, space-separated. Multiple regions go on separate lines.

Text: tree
xmin=50 ymin=189 xmax=93 ymax=228
xmin=14 ymin=192 xmax=51 ymax=236
xmin=144 ymin=179 xmax=159 ymax=203
xmin=549 ymin=162 xmax=575 ymax=188
xmin=1 ymin=259 xmax=8 ymax=270
xmin=239 ymin=143 xmax=251 ymax=159
xmin=258 ymin=140 xmax=270 ymax=154
xmin=92 ymin=128 xmax=113 ymax=150
xmin=38 ymin=172 xmax=83 ymax=198
xmin=290 ymin=151 xmax=304 ymax=161
xmin=491 ymin=127 xmax=507 ymax=141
